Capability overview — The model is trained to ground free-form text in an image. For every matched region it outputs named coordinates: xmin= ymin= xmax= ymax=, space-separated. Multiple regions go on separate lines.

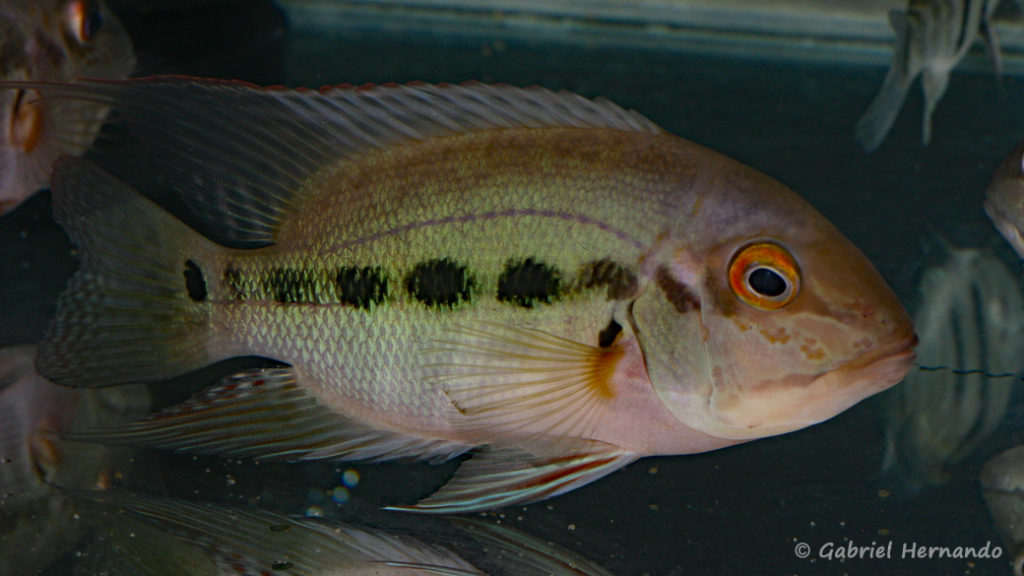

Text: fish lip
xmin=841 ymin=330 xmax=918 ymax=388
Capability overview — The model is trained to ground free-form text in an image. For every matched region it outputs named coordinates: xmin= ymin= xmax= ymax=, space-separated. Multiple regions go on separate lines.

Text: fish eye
xmin=66 ymin=0 xmax=104 ymax=44
xmin=728 ymin=242 xmax=800 ymax=310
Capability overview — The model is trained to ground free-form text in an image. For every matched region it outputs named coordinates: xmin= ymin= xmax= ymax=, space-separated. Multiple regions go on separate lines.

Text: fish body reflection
xmin=0 ymin=0 xmax=133 ymax=214
xmin=881 ymin=247 xmax=1022 ymax=490
xmin=76 ymin=491 xmax=615 ymax=576
xmin=0 ymin=346 xmax=148 ymax=576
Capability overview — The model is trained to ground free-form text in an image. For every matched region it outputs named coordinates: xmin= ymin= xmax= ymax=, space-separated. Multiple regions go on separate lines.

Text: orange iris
xmin=728 ymin=242 xmax=801 ymax=310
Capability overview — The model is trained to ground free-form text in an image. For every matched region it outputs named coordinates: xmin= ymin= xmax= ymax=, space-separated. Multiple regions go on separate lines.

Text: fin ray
xmin=3 ymin=78 xmax=662 ymax=245
xmin=390 ymin=445 xmax=636 ymax=514
xmin=425 ymin=323 xmax=624 ymax=449
xmin=70 ymin=366 xmax=471 ymax=463
xmin=36 ymin=158 xmax=219 ymax=388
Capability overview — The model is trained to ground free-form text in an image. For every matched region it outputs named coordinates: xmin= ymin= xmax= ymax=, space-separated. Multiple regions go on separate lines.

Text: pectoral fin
xmin=69 ymin=366 xmax=470 ymax=464
xmin=425 ymin=322 xmax=627 ymax=449
xmin=388 ymin=444 xmax=637 ymax=514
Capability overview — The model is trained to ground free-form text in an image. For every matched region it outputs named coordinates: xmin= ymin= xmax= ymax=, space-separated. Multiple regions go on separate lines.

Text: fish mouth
xmin=834 ymin=331 xmax=918 ymax=392
xmin=702 ymin=331 xmax=917 ymax=442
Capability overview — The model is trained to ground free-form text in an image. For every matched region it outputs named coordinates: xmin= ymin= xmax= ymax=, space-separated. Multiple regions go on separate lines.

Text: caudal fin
xmin=855 ymin=10 xmax=915 ymax=152
xmin=37 ymin=157 xmax=221 ymax=388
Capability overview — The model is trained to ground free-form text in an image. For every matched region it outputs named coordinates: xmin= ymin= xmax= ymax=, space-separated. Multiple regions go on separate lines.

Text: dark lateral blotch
xmin=406 ymin=258 xmax=474 ymax=307
xmin=268 ymin=267 xmax=320 ymax=304
xmin=497 ymin=258 xmax=561 ymax=308
xmin=579 ymin=259 xmax=638 ymax=300
xmin=336 ymin=266 xmax=388 ymax=309
xmin=183 ymin=259 xmax=207 ymax=302
xmin=655 ymin=266 xmax=700 ymax=313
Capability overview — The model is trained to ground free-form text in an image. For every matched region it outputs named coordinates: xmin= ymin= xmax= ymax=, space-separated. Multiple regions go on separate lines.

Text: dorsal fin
xmin=15 ymin=77 xmax=662 ymax=245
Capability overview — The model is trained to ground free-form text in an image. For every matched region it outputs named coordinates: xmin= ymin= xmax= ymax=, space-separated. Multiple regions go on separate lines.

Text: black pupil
xmin=747 ymin=267 xmax=787 ymax=297
xmin=83 ymin=6 xmax=103 ymax=40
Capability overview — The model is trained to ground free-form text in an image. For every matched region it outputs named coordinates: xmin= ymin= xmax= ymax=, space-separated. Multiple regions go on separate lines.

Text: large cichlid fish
xmin=0 ymin=0 xmax=134 ymax=214
xmin=28 ymin=77 xmax=917 ymax=513
xmin=985 ymin=139 xmax=1024 ymax=259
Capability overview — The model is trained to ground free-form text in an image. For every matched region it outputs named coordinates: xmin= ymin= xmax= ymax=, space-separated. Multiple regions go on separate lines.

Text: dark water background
xmin=3 ymin=1 xmax=1024 ymax=574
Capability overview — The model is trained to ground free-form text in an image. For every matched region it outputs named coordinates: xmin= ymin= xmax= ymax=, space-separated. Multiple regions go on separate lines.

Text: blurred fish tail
xmin=37 ymin=157 xmax=224 ymax=388
xmin=855 ymin=10 xmax=914 ymax=151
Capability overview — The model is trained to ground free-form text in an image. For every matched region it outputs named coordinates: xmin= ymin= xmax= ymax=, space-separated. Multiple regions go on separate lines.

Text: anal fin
xmin=68 ymin=366 xmax=470 ymax=464
xmin=388 ymin=444 xmax=637 ymax=514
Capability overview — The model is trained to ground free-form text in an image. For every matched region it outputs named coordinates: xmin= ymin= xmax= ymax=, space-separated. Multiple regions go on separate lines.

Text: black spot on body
xmin=655 ymin=266 xmax=700 ymax=313
xmin=578 ymin=259 xmax=638 ymax=300
xmin=183 ymin=259 xmax=207 ymax=302
xmin=336 ymin=266 xmax=388 ymax=309
xmin=497 ymin=258 xmax=561 ymax=308
xmin=598 ymin=319 xmax=622 ymax=348
xmin=406 ymin=258 xmax=474 ymax=307
xmin=267 ymin=267 xmax=323 ymax=304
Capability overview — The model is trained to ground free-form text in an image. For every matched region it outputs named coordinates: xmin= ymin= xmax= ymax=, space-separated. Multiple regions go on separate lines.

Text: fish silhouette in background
xmin=985 ymin=139 xmax=1024 ymax=258
xmin=982 ymin=445 xmax=1024 ymax=576
xmin=16 ymin=77 xmax=915 ymax=513
xmin=73 ymin=490 xmax=616 ymax=576
xmin=0 ymin=346 xmax=149 ymax=576
xmin=855 ymin=0 xmax=1002 ymax=152
xmin=880 ymin=247 xmax=1023 ymax=491
xmin=0 ymin=0 xmax=134 ymax=214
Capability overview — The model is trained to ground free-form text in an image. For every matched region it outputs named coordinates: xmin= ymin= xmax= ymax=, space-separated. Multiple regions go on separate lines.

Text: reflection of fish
xmin=0 ymin=346 xmax=148 ymax=576
xmin=855 ymin=0 xmax=1001 ymax=151
xmin=981 ymin=445 xmax=1024 ymax=576
xmin=0 ymin=0 xmax=133 ymax=214
xmin=881 ymin=247 xmax=1023 ymax=490
xmin=77 ymin=491 xmax=615 ymax=576
xmin=28 ymin=78 xmax=915 ymax=513
xmin=985 ymin=140 xmax=1024 ymax=258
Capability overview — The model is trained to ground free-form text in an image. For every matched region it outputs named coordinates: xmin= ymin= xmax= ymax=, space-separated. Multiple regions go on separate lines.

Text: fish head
xmin=984 ymin=140 xmax=1024 ymax=260
xmin=633 ymin=153 xmax=917 ymax=442
xmin=0 ymin=0 xmax=133 ymax=213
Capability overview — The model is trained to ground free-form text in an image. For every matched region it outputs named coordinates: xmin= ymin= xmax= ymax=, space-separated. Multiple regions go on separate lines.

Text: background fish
xmin=855 ymin=0 xmax=1001 ymax=152
xmin=0 ymin=345 xmax=149 ymax=576
xmin=0 ymin=0 xmax=133 ymax=214
xmin=985 ymin=139 xmax=1024 ymax=258
xmin=30 ymin=77 xmax=915 ymax=513
xmin=981 ymin=445 xmax=1024 ymax=576
xmin=880 ymin=247 xmax=1024 ymax=491
xmin=74 ymin=490 xmax=616 ymax=576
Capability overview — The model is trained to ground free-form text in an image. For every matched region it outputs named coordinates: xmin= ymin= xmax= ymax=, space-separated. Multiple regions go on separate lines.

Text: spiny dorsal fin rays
xmin=424 ymin=323 xmax=624 ymax=450
xmin=388 ymin=446 xmax=637 ymax=514
xmin=66 ymin=366 xmax=471 ymax=464
xmin=4 ymin=77 xmax=663 ymax=245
